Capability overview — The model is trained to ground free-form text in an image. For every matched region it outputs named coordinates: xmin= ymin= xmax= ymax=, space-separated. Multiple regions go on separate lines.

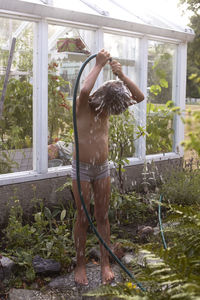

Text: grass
xmin=184 ymin=104 xmax=200 ymax=161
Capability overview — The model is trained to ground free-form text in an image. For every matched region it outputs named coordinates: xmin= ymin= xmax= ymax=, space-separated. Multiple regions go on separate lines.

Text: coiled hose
xmin=158 ymin=194 xmax=167 ymax=250
xmin=72 ymin=54 xmax=146 ymax=292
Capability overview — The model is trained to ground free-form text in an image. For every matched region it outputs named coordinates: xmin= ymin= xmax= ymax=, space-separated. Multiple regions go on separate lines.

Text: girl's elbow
xmin=134 ymin=93 xmax=144 ymax=103
xmin=80 ymin=87 xmax=90 ymax=97
xmin=138 ymin=93 xmax=145 ymax=103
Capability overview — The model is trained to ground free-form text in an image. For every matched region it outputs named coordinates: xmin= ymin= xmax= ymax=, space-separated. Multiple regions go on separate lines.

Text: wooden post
xmin=0 ymin=37 xmax=16 ymax=118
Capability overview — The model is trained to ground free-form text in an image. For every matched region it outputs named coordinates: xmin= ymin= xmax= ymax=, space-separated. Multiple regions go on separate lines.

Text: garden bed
xmin=1 ymin=160 xmax=200 ymax=299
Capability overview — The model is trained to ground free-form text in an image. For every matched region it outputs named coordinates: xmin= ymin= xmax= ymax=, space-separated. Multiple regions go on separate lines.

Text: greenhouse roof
xmin=0 ymin=0 xmax=195 ymax=41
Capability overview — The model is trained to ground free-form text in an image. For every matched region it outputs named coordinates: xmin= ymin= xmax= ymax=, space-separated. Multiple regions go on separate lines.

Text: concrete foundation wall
xmin=0 ymin=175 xmax=73 ymax=227
xmin=0 ymin=158 xmax=182 ymax=226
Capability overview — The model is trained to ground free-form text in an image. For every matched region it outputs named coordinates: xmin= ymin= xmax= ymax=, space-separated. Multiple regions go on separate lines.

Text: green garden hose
xmin=158 ymin=194 xmax=167 ymax=250
xmin=72 ymin=54 xmax=146 ymax=292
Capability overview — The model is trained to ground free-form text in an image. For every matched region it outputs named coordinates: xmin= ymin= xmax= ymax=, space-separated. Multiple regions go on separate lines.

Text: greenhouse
xmin=2 ymin=1 xmax=200 ymax=299
xmin=0 ymin=0 xmax=194 ymax=194
xmin=0 ymin=0 xmax=194 ymax=185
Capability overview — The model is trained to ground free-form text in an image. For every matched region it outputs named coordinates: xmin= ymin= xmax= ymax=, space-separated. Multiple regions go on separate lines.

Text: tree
xmin=179 ymin=0 xmax=200 ymax=14
xmin=179 ymin=0 xmax=200 ymax=98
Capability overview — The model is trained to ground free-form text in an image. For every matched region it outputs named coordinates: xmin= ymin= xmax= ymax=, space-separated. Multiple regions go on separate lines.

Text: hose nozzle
xmin=108 ymin=57 xmax=118 ymax=77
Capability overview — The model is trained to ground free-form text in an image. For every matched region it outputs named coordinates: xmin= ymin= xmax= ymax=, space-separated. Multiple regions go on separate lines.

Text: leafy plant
xmin=109 ymin=109 xmax=145 ymax=193
xmin=2 ymin=197 xmax=75 ymax=282
xmin=48 ymin=62 xmax=72 ymax=144
xmin=110 ymin=189 xmax=150 ymax=227
xmin=160 ymin=164 xmax=200 ymax=206
xmin=146 ymin=101 xmax=180 ymax=155
xmin=148 ymin=43 xmax=174 ymax=104
xmin=147 ymin=42 xmax=181 ymax=156
xmin=179 ymin=1 xmax=200 ymax=98
xmin=84 ymin=203 xmax=200 ymax=300
xmin=0 ymin=152 xmax=16 ymax=174
xmin=0 ymin=78 xmax=33 ymax=149
xmin=0 ymin=63 xmax=72 ymax=151
xmin=182 ymin=109 xmax=200 ymax=158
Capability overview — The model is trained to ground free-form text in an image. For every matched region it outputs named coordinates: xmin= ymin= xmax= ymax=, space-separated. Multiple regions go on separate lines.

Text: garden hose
xmin=72 ymin=54 xmax=146 ymax=292
xmin=158 ymin=194 xmax=167 ymax=250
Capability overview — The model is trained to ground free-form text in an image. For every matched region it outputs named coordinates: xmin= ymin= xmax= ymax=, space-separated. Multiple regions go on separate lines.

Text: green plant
xmin=0 ymin=78 xmax=33 ymax=149
xmin=147 ymin=43 xmax=181 ymax=156
xmin=2 ymin=197 xmax=75 ymax=283
xmin=84 ymin=204 xmax=200 ymax=300
xmin=0 ymin=152 xmax=16 ymax=174
xmin=109 ymin=109 xmax=145 ymax=193
xmin=146 ymin=101 xmax=180 ymax=155
xmin=179 ymin=1 xmax=200 ymax=98
xmin=0 ymin=63 xmax=72 ymax=151
xmin=148 ymin=43 xmax=174 ymax=104
xmin=160 ymin=165 xmax=200 ymax=206
xmin=182 ymin=110 xmax=200 ymax=158
xmin=110 ymin=189 xmax=150 ymax=226
xmin=14 ymin=26 xmax=33 ymax=73
xmin=48 ymin=62 xmax=72 ymax=144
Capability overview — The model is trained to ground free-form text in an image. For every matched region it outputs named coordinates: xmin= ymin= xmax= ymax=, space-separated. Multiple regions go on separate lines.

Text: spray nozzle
xmin=108 ymin=57 xmax=118 ymax=77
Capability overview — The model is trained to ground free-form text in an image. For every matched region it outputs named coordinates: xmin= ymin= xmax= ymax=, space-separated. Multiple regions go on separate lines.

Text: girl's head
xmin=88 ymin=80 xmax=135 ymax=115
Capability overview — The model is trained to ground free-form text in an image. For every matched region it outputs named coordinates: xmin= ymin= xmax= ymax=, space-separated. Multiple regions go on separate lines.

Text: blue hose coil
xmin=158 ymin=194 xmax=167 ymax=250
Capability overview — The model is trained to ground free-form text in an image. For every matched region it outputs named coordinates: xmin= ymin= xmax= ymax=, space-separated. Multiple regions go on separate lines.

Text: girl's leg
xmin=93 ymin=176 xmax=114 ymax=284
xmin=73 ymin=179 xmax=91 ymax=285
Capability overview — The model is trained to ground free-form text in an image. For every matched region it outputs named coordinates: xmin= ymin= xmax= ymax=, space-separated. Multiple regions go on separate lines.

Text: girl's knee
xmin=95 ymin=211 xmax=109 ymax=224
xmin=77 ymin=213 xmax=89 ymax=228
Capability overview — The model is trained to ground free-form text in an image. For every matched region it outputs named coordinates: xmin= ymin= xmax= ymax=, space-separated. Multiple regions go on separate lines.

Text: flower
xmin=126 ymin=282 xmax=137 ymax=289
xmin=60 ymin=102 xmax=70 ymax=111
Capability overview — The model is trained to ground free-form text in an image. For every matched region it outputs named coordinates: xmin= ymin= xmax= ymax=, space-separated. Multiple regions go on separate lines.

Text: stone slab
xmin=33 ymin=255 xmax=61 ymax=275
xmin=49 ymin=262 xmax=122 ymax=298
xmin=9 ymin=289 xmax=66 ymax=300
xmin=0 ymin=256 xmax=15 ymax=280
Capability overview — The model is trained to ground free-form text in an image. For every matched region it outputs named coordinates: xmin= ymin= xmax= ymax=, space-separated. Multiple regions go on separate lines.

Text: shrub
xmin=182 ymin=109 xmax=200 ymax=158
xmin=160 ymin=165 xmax=200 ymax=206
xmin=146 ymin=101 xmax=180 ymax=155
xmin=2 ymin=199 xmax=75 ymax=282
xmin=85 ymin=204 xmax=200 ymax=299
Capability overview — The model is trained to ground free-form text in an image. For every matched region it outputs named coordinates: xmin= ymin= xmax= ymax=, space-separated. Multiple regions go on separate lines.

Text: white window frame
xmin=0 ymin=1 xmax=189 ymax=186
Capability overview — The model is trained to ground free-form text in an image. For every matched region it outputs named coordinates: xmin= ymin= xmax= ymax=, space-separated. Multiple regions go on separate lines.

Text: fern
xmin=83 ymin=204 xmax=200 ymax=300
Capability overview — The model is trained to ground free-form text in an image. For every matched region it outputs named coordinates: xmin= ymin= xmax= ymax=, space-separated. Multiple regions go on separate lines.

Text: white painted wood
xmin=0 ymin=0 xmax=195 ymax=42
xmin=33 ymin=20 xmax=48 ymax=173
xmin=173 ymin=43 xmax=187 ymax=157
xmin=0 ymin=9 xmax=40 ymax=21
xmin=134 ymin=36 xmax=148 ymax=160
xmin=0 ymin=152 xmax=182 ymax=186
xmin=93 ymin=29 xmax=104 ymax=90
xmin=0 ymin=166 xmax=71 ymax=186
xmin=0 ymin=0 xmax=191 ymax=185
xmin=0 ymin=38 xmax=16 ymax=118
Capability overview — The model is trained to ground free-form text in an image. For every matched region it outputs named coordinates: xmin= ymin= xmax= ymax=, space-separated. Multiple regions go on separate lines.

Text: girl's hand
xmin=110 ymin=60 xmax=124 ymax=79
xmin=96 ymin=49 xmax=111 ymax=67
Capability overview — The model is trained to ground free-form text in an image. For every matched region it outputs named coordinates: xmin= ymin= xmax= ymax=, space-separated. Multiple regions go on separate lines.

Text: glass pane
xmin=0 ymin=18 xmax=33 ymax=174
xmin=104 ymin=33 xmax=140 ymax=159
xmin=48 ymin=24 xmax=95 ymax=167
xmin=18 ymin=0 xmax=42 ymax=3
xmin=146 ymin=40 xmax=177 ymax=155
xmin=51 ymin=0 xmax=99 ymax=14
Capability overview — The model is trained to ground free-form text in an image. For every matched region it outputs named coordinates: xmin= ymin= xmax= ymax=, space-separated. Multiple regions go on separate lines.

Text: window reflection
xmin=146 ymin=41 xmax=177 ymax=155
xmin=48 ymin=25 xmax=95 ymax=167
xmin=0 ymin=18 xmax=33 ymax=174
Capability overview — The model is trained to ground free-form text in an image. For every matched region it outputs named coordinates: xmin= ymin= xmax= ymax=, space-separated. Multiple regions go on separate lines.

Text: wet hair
xmin=88 ymin=80 xmax=136 ymax=115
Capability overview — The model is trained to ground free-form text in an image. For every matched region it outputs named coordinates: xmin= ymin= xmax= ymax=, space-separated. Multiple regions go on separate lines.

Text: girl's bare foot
xmin=74 ymin=265 xmax=88 ymax=285
xmin=102 ymin=265 xmax=115 ymax=284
